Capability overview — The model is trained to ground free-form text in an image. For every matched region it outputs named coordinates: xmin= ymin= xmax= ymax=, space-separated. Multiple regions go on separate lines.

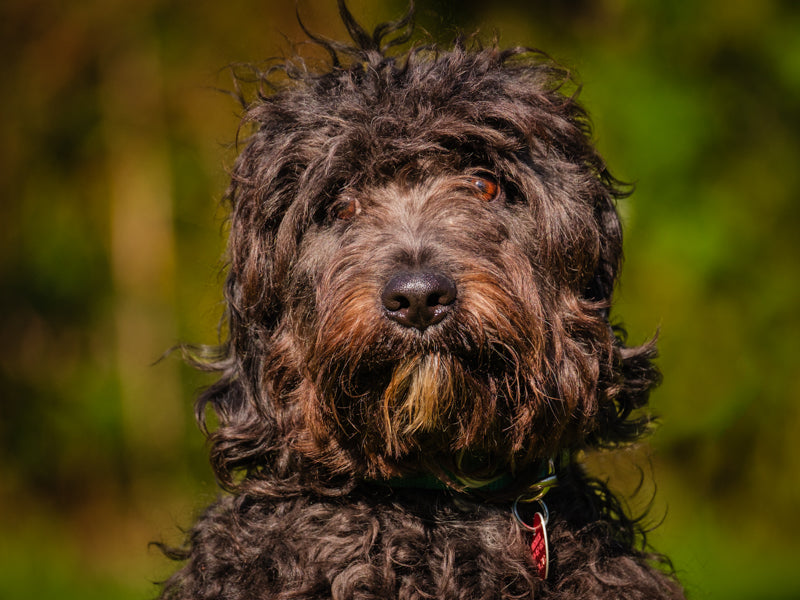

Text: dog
xmin=159 ymin=2 xmax=684 ymax=598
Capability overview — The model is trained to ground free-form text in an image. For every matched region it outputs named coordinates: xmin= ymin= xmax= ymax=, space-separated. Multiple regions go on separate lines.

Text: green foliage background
xmin=1 ymin=0 xmax=798 ymax=597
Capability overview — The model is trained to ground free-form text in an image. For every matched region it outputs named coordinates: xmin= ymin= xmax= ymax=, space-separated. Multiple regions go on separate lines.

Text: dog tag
xmin=530 ymin=511 xmax=549 ymax=580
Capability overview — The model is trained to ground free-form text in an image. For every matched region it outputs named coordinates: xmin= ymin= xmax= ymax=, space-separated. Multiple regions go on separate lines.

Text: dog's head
xmin=198 ymin=3 xmax=659 ymax=495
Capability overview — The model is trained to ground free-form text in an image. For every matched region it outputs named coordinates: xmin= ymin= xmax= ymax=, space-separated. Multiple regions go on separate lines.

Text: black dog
xmin=160 ymin=3 xmax=684 ymax=598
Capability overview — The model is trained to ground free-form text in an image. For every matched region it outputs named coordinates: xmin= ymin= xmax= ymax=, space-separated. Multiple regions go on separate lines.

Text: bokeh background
xmin=1 ymin=0 xmax=799 ymax=598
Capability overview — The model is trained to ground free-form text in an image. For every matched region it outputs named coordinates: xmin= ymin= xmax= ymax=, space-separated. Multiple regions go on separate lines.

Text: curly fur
xmin=160 ymin=2 xmax=684 ymax=598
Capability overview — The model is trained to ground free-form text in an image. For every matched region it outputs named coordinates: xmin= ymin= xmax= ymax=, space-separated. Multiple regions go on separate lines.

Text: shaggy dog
xmin=160 ymin=3 xmax=684 ymax=598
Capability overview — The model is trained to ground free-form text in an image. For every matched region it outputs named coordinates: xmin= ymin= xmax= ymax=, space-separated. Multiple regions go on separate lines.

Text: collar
xmin=370 ymin=457 xmax=559 ymax=500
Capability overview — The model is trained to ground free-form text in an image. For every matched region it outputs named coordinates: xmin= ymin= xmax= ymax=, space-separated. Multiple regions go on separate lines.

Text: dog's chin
xmin=312 ymin=337 xmax=539 ymax=474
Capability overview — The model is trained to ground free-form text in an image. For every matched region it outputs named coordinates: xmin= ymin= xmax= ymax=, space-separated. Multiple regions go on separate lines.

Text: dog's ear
xmin=223 ymin=100 xmax=321 ymax=335
xmin=585 ymin=179 xmax=627 ymax=313
xmin=584 ymin=179 xmax=661 ymax=449
xmin=224 ymin=168 xmax=282 ymax=333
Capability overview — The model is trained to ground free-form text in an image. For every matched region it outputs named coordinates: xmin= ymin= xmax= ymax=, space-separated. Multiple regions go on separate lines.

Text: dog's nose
xmin=381 ymin=271 xmax=457 ymax=330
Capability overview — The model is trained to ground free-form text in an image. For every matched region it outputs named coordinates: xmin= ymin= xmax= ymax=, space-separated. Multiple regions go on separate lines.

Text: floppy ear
xmin=223 ymin=131 xmax=284 ymax=335
xmin=584 ymin=185 xmax=625 ymax=312
xmin=583 ymin=180 xmax=661 ymax=449
xmin=223 ymin=95 xmax=318 ymax=338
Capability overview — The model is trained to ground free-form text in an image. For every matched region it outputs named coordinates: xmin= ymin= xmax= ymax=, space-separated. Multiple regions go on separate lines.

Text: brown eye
xmin=470 ymin=175 xmax=500 ymax=201
xmin=331 ymin=197 xmax=361 ymax=220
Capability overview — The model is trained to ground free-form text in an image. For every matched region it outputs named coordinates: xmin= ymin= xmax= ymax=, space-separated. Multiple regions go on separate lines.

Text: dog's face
xmin=301 ymin=169 xmax=603 ymax=472
xmin=210 ymin=41 xmax=657 ymax=490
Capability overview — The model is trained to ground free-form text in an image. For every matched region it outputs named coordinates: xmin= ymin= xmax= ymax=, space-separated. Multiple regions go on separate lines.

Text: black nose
xmin=381 ymin=271 xmax=457 ymax=330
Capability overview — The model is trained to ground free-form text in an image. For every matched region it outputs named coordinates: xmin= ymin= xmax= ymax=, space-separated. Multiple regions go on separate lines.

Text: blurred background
xmin=1 ymin=0 xmax=798 ymax=598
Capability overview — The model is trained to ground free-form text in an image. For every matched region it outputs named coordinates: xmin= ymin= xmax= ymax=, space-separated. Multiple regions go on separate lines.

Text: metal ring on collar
xmin=512 ymin=497 xmax=549 ymax=530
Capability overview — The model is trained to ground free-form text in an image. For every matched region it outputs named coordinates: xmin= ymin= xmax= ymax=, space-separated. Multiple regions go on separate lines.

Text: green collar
xmin=371 ymin=458 xmax=557 ymax=497
xmin=377 ymin=471 xmax=515 ymax=492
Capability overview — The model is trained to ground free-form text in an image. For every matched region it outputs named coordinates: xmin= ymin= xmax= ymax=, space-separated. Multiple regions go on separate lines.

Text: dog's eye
xmin=329 ymin=198 xmax=361 ymax=221
xmin=469 ymin=175 xmax=501 ymax=202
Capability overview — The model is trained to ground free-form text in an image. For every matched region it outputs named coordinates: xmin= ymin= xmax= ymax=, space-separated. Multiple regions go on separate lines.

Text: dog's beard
xmin=381 ymin=351 xmax=477 ymax=455
xmin=385 ymin=353 xmax=455 ymax=430
xmin=311 ymin=345 xmax=502 ymax=475
xmin=301 ymin=276 xmax=564 ymax=479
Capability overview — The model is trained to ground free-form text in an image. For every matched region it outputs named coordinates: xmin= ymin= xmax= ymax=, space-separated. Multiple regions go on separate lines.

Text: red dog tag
xmin=530 ymin=511 xmax=550 ymax=579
